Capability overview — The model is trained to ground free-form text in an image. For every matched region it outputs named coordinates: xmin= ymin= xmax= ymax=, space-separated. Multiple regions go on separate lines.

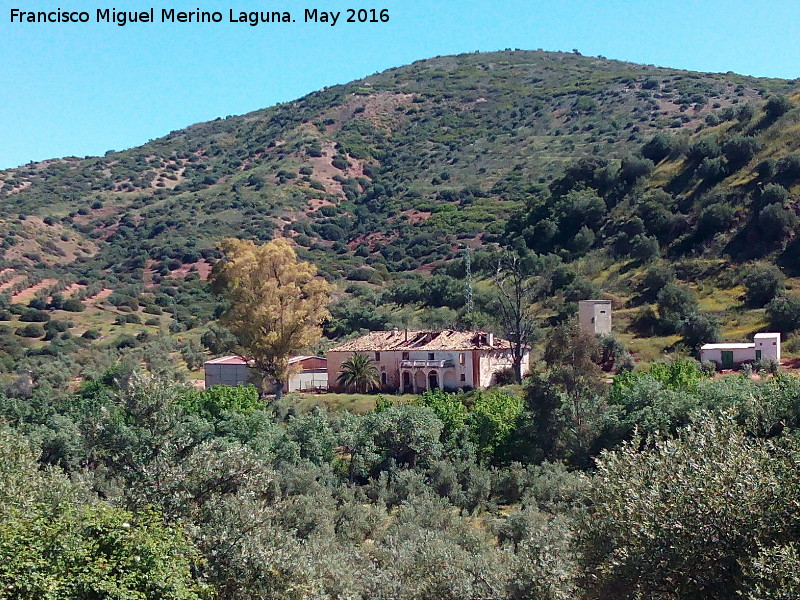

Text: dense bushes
xmin=3 ymin=338 xmax=800 ymax=598
xmin=0 ymin=427 xmax=203 ymax=599
xmin=581 ymin=415 xmax=800 ymax=600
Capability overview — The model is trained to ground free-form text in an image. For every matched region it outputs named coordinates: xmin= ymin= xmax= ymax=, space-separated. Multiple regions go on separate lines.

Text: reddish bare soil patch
xmin=322 ymin=91 xmax=415 ymax=133
xmin=59 ymin=283 xmax=86 ymax=298
xmin=550 ymin=107 xmax=569 ymax=126
xmin=347 ymin=157 xmax=366 ymax=178
xmin=12 ymin=278 xmax=58 ymax=303
xmin=1 ymin=181 xmax=32 ymax=195
xmin=2 ymin=218 xmax=97 ymax=265
xmin=780 ymin=357 xmax=800 ymax=372
xmin=306 ymin=142 xmax=347 ymax=195
xmin=459 ymin=96 xmax=489 ymax=112
xmin=348 ymin=230 xmax=393 ymax=250
xmin=93 ymin=223 xmax=120 ymax=241
xmin=3 ymin=238 xmax=43 ymax=264
xmin=22 ymin=216 xmax=49 ymax=228
xmin=149 ymin=163 xmax=186 ymax=189
xmin=305 ymin=141 xmax=371 ymax=198
xmin=307 ymin=198 xmax=335 ymax=211
xmin=359 ymin=92 xmax=415 ymax=127
xmin=0 ymin=275 xmax=27 ymax=292
xmin=193 ymin=260 xmax=213 ymax=280
xmin=164 ymin=260 xmax=212 ymax=280
xmin=72 ymin=204 xmax=119 ymax=226
xmin=143 ymin=259 xmax=158 ymax=289
xmin=86 ymin=288 xmax=114 ymax=307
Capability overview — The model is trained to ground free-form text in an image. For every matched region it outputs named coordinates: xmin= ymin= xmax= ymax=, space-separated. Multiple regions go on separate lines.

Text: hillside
xmin=3 ymin=49 xmax=800 ymax=379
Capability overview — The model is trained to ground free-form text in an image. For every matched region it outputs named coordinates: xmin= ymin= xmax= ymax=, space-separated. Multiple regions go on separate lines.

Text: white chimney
xmin=487 ymin=332 xmax=494 ymax=346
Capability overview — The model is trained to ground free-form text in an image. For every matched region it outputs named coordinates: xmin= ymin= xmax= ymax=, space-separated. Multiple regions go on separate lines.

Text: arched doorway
xmin=443 ymin=370 xmax=457 ymax=391
xmin=402 ymin=371 xmax=411 ymax=392
xmin=414 ymin=370 xmax=427 ymax=392
xmin=428 ymin=371 xmax=439 ymax=390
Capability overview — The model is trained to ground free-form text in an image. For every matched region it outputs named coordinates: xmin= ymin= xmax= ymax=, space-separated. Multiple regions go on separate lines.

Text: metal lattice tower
xmin=465 ymin=247 xmax=474 ymax=314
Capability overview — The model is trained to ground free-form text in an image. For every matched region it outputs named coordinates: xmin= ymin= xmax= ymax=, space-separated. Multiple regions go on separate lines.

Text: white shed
xmin=699 ymin=343 xmax=755 ymax=369
xmin=700 ymin=332 xmax=782 ymax=368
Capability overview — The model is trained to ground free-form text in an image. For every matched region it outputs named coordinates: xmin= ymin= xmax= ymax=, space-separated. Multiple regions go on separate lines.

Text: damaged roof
xmin=205 ymin=355 xmax=326 ymax=366
xmin=329 ymin=330 xmax=514 ymax=352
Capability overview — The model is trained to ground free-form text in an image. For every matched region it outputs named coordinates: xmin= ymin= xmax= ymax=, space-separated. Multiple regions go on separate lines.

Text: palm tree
xmin=337 ymin=353 xmax=380 ymax=393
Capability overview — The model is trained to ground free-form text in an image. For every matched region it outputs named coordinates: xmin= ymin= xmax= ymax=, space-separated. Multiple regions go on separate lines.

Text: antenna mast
xmin=465 ymin=247 xmax=474 ymax=314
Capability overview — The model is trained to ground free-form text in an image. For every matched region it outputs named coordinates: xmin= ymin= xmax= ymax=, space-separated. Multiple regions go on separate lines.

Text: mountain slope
xmin=2 ymin=51 xmax=795 ymax=276
xmin=3 ymin=49 xmax=800 ymax=376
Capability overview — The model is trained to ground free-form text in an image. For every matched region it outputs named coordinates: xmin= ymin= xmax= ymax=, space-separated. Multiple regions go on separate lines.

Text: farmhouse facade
xmin=327 ymin=329 xmax=529 ymax=393
xmin=204 ymin=355 xmax=328 ymax=392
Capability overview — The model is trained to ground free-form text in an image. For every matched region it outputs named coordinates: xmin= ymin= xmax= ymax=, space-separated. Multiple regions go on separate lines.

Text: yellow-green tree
xmin=210 ymin=238 xmax=331 ymax=398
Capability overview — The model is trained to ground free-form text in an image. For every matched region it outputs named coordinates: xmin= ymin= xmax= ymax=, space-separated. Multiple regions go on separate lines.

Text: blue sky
xmin=2 ymin=0 xmax=799 ymax=169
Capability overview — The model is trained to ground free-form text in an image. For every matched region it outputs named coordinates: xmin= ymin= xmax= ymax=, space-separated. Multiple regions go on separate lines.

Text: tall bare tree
xmin=494 ymin=251 xmax=552 ymax=382
xmin=210 ymin=238 xmax=331 ymax=398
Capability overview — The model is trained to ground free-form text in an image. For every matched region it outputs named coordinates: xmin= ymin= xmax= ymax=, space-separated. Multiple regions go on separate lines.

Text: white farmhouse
xmin=700 ymin=332 xmax=780 ymax=369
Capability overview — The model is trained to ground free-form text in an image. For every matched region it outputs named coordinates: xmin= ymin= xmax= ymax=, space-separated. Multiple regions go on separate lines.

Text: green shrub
xmin=62 ymin=298 xmax=85 ymax=312
xmin=180 ymin=385 xmax=260 ymax=419
xmin=641 ymin=133 xmax=675 ymax=162
xmin=331 ymin=156 xmax=350 ymax=171
xmin=722 ymin=135 xmax=761 ymax=169
xmin=19 ymin=309 xmax=50 ymax=323
xmin=759 ymin=203 xmax=798 ymax=242
xmin=743 ymin=265 xmax=785 ymax=307
xmin=764 ymin=95 xmax=792 ymax=119
xmin=698 ymin=203 xmax=735 ymax=237
xmin=767 ymin=295 xmax=800 ymax=332
xmin=114 ymin=334 xmax=137 ymax=348
xmin=17 ymin=323 xmax=45 ymax=338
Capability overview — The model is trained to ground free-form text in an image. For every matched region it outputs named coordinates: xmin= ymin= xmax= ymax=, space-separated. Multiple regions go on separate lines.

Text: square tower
xmin=578 ymin=300 xmax=612 ymax=335
xmin=754 ymin=332 xmax=781 ymax=362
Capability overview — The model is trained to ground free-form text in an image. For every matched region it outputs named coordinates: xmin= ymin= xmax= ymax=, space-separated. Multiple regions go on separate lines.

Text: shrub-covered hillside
xmin=4 ymin=49 xmax=800 ymax=380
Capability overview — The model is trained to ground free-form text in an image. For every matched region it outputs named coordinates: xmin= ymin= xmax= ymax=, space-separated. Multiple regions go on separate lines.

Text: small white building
xmin=754 ymin=332 xmax=781 ymax=362
xmin=578 ymin=300 xmax=612 ymax=335
xmin=204 ymin=355 xmax=328 ymax=392
xmin=700 ymin=332 xmax=781 ymax=369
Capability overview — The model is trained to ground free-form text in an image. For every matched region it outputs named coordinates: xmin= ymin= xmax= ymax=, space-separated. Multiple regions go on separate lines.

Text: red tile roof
xmin=205 ymin=355 xmax=327 ymax=367
xmin=329 ymin=330 xmax=513 ymax=352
